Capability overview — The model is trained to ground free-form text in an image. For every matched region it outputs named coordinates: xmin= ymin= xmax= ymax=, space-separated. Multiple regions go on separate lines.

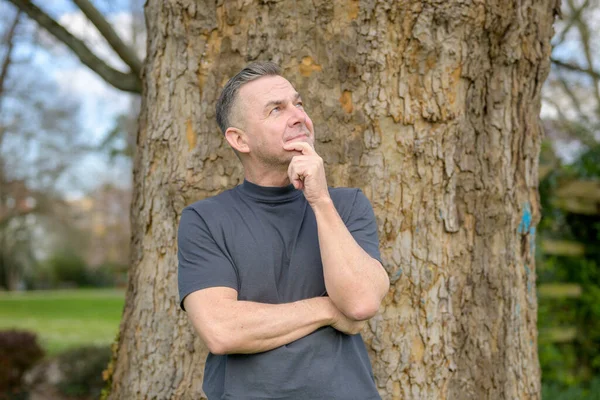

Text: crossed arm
xmin=184 ymin=288 xmax=364 ymax=355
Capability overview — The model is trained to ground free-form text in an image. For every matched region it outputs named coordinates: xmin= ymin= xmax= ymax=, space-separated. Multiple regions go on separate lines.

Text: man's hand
xmin=323 ymin=296 xmax=367 ymax=335
xmin=330 ymin=302 xmax=367 ymax=335
xmin=283 ymin=142 xmax=331 ymax=208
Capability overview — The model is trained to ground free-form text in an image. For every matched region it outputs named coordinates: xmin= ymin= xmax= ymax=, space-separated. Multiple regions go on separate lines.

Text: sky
xmin=6 ymin=1 xmax=145 ymax=198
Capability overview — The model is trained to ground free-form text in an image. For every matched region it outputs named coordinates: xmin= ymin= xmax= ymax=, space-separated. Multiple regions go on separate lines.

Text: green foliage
xmin=0 ymin=330 xmax=44 ymax=395
xmin=568 ymin=143 xmax=600 ymax=178
xmin=538 ymin=143 xmax=600 ymax=388
xmin=542 ymin=377 xmax=600 ymax=400
xmin=55 ymin=345 xmax=111 ymax=398
xmin=87 ymin=262 xmax=127 ymax=288
xmin=47 ymin=250 xmax=88 ymax=287
xmin=42 ymin=251 xmax=124 ymax=289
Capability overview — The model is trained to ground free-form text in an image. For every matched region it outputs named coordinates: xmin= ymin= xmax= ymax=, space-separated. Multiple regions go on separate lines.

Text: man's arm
xmin=184 ymin=287 xmax=365 ymax=355
xmin=284 ymin=141 xmax=390 ymax=321
xmin=312 ymin=198 xmax=389 ymax=321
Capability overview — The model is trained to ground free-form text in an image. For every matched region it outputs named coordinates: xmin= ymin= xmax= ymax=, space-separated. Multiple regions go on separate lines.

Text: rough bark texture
xmin=109 ymin=1 xmax=558 ymax=399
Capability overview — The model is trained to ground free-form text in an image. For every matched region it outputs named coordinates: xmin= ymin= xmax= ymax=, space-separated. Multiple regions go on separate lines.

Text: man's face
xmin=234 ymin=75 xmax=315 ymax=167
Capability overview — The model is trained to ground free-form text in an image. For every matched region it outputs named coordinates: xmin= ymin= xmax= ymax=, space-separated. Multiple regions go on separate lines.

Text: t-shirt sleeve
xmin=346 ymin=189 xmax=382 ymax=264
xmin=177 ymin=206 xmax=238 ymax=311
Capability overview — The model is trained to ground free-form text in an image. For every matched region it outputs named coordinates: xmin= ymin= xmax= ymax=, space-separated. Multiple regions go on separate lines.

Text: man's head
xmin=216 ymin=62 xmax=315 ymax=170
xmin=216 ymin=62 xmax=282 ymax=135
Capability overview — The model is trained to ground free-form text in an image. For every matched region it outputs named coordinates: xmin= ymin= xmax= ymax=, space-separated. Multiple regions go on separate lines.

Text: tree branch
xmin=553 ymin=0 xmax=590 ymax=47
xmin=72 ymin=0 xmax=142 ymax=76
xmin=569 ymin=0 xmax=600 ymax=111
xmin=0 ymin=10 xmax=21 ymax=114
xmin=551 ymin=57 xmax=600 ymax=80
xmin=5 ymin=0 xmax=141 ymax=93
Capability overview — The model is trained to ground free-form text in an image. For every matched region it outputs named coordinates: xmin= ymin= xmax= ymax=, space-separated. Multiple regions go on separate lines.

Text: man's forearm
xmin=312 ymin=198 xmax=389 ymax=321
xmin=187 ymin=292 xmax=334 ymax=355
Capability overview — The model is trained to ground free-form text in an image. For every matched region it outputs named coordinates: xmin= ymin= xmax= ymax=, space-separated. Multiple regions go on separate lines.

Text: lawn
xmin=0 ymin=288 xmax=125 ymax=355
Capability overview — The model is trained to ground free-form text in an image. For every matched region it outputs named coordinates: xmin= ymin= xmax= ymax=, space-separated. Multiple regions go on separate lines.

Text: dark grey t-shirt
xmin=178 ymin=180 xmax=382 ymax=400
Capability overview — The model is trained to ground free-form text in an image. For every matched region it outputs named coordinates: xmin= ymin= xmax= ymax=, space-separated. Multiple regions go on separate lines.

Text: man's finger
xmin=282 ymin=141 xmax=316 ymax=155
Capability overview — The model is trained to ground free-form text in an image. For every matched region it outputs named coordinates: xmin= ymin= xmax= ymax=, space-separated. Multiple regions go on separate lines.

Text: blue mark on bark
xmin=518 ymin=203 xmax=532 ymax=234
xmin=518 ymin=203 xmax=536 ymax=257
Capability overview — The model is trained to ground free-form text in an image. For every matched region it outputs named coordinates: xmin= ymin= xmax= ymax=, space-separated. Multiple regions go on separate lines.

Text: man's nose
xmin=287 ymin=106 xmax=306 ymax=127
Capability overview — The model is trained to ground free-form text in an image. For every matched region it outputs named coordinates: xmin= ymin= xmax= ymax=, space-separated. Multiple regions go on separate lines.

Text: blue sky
xmin=2 ymin=1 xmax=143 ymax=197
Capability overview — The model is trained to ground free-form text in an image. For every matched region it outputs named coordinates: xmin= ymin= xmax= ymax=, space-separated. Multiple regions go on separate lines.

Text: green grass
xmin=0 ymin=288 xmax=125 ymax=355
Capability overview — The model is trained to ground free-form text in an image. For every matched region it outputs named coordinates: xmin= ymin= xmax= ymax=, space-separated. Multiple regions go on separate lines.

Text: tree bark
xmin=109 ymin=0 xmax=558 ymax=399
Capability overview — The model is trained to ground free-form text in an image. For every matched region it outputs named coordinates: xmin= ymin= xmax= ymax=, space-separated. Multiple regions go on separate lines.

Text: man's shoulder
xmin=328 ymin=186 xmax=362 ymax=205
xmin=183 ymin=186 xmax=239 ymax=217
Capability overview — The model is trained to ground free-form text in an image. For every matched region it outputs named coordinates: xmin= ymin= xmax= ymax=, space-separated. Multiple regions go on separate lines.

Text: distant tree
xmin=0 ymin=7 xmax=85 ymax=289
xmin=4 ymin=1 xmax=146 ymax=160
xmin=543 ymin=0 xmax=600 ymax=155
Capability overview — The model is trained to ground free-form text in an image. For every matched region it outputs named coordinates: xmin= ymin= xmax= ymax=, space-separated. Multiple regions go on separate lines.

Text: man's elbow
xmin=343 ymin=299 xmax=381 ymax=321
xmin=343 ymin=281 xmax=389 ymax=321
xmin=195 ymin=324 xmax=237 ymax=355
xmin=204 ymin=337 xmax=230 ymax=355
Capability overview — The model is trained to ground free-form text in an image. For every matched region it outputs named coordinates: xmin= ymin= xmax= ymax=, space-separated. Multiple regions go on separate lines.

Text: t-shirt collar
xmin=239 ymin=179 xmax=302 ymax=203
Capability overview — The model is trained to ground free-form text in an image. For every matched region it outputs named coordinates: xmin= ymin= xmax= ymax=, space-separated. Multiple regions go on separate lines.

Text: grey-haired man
xmin=178 ymin=62 xmax=389 ymax=399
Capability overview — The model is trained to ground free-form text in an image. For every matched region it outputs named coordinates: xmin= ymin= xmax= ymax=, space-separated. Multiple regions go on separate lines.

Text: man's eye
xmin=270 ymin=107 xmax=280 ymax=114
xmin=296 ymin=102 xmax=304 ymax=108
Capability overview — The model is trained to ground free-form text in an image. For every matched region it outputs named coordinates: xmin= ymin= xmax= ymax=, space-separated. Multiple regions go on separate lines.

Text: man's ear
xmin=224 ymin=127 xmax=250 ymax=154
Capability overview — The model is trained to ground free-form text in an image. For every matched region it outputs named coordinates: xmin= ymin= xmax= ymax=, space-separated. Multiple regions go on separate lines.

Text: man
xmin=178 ymin=62 xmax=389 ymax=399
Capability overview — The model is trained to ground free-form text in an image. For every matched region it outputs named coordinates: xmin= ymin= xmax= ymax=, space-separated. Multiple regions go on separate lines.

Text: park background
xmin=0 ymin=0 xmax=598 ymax=399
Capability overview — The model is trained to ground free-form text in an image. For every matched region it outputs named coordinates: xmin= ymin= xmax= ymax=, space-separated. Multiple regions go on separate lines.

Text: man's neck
xmin=243 ymin=166 xmax=291 ymax=187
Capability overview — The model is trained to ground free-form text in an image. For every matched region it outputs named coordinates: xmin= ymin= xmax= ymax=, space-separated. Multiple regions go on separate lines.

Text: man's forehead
xmin=239 ymin=75 xmax=298 ymax=103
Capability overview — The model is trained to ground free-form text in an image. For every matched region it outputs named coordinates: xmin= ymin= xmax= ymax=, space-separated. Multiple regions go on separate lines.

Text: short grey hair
xmin=216 ymin=61 xmax=282 ymax=134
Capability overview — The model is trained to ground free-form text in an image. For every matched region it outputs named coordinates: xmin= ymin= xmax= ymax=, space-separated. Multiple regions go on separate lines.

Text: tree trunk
xmin=108 ymin=1 xmax=558 ymax=399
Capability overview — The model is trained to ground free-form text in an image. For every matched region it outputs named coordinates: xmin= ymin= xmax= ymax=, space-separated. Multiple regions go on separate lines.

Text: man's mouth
xmin=285 ymin=135 xmax=308 ymax=143
xmin=284 ymin=129 xmax=311 ymax=143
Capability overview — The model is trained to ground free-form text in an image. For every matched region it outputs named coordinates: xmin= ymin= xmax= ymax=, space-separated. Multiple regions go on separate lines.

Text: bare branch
xmin=557 ymin=76 xmax=587 ymax=122
xmin=554 ymin=0 xmax=591 ymax=46
xmin=72 ymin=0 xmax=142 ymax=76
xmin=551 ymin=57 xmax=600 ymax=80
xmin=568 ymin=0 xmax=600 ymax=112
xmin=0 ymin=10 xmax=21 ymax=113
xmin=5 ymin=0 xmax=141 ymax=93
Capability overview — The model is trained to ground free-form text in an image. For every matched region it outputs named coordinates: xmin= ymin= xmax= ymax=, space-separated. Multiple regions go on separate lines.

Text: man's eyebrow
xmin=263 ymin=92 xmax=302 ymax=111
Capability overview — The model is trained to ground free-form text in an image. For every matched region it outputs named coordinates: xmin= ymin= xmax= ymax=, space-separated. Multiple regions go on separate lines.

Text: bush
xmin=47 ymin=250 xmax=88 ymax=287
xmin=542 ymin=377 xmax=600 ymax=400
xmin=0 ymin=330 xmax=44 ymax=395
xmin=86 ymin=262 xmax=127 ymax=288
xmin=55 ymin=345 xmax=111 ymax=398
